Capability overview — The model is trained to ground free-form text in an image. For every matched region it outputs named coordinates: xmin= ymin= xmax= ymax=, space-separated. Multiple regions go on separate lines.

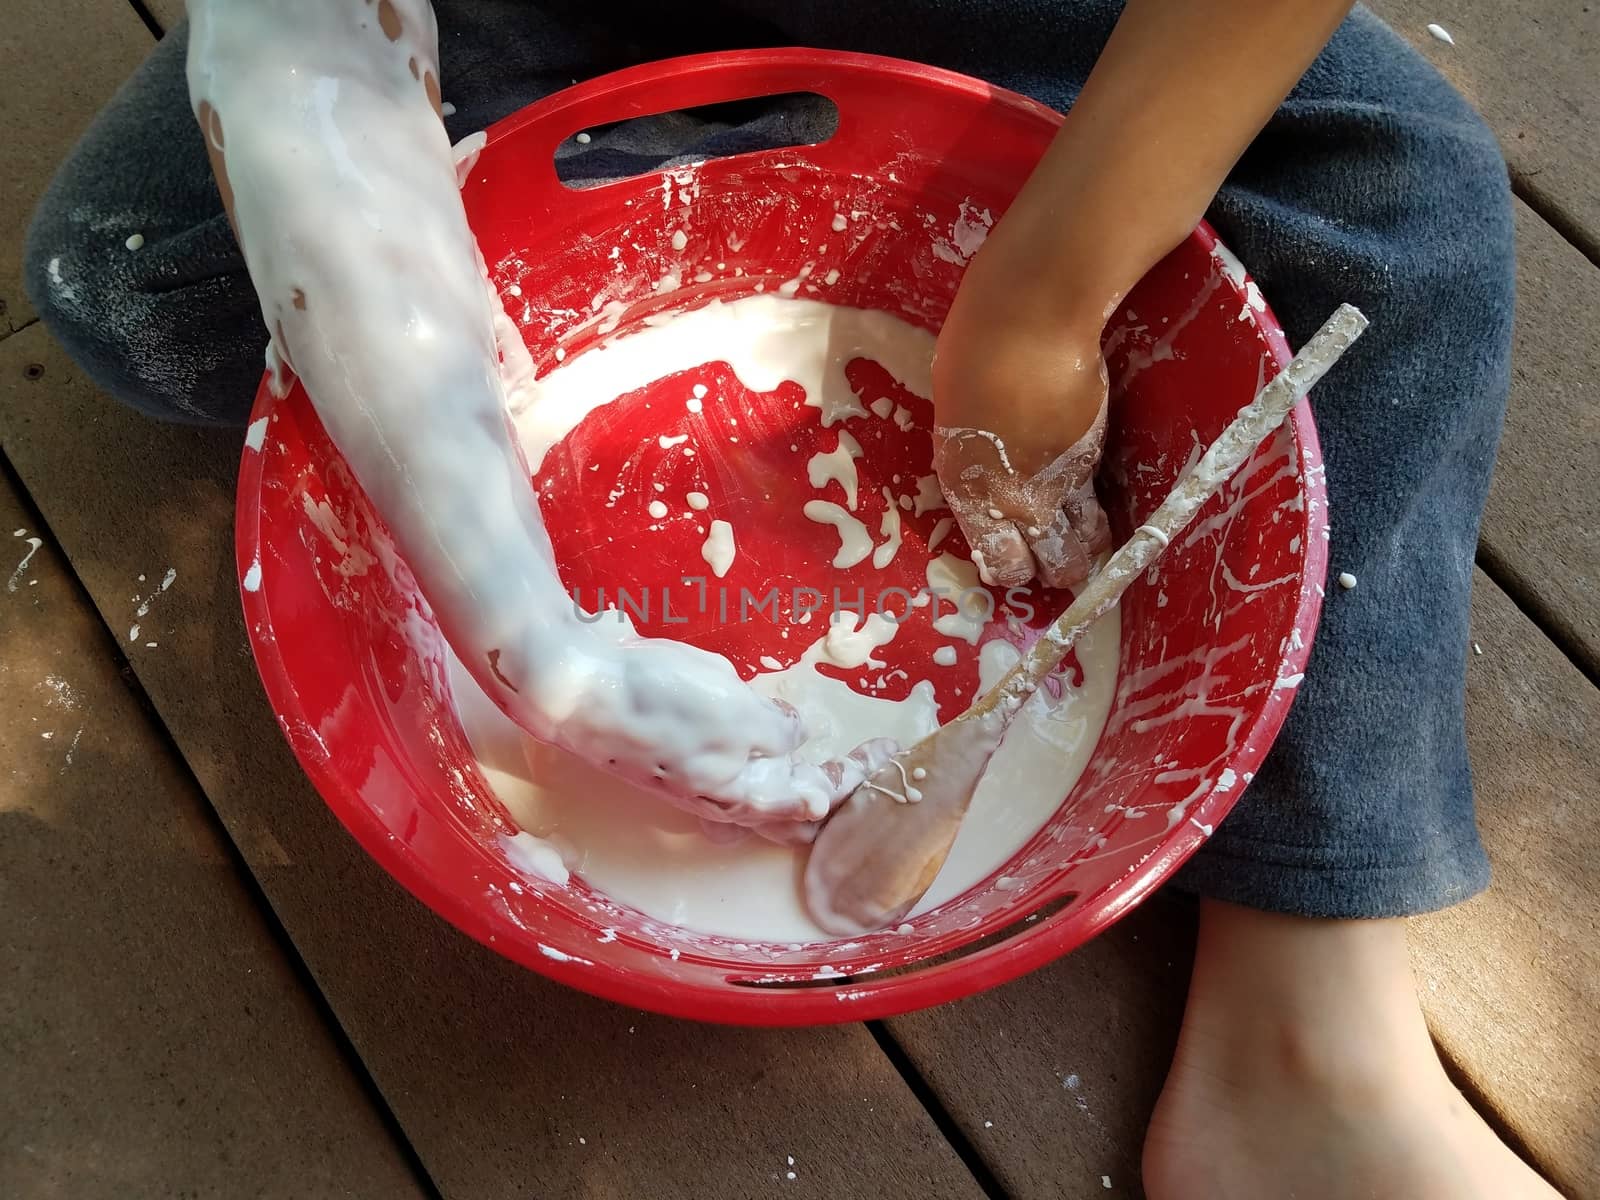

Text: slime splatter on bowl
xmin=236 ymin=50 xmax=1325 ymax=1025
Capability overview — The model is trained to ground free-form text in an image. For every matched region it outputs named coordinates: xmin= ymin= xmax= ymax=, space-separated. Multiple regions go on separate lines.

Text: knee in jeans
xmin=1392 ymin=84 xmax=1514 ymax=282
xmin=1425 ymin=123 xmax=1514 ymax=300
xmin=22 ymin=204 xmax=254 ymax=426
xmin=24 ymin=207 xmax=157 ymax=410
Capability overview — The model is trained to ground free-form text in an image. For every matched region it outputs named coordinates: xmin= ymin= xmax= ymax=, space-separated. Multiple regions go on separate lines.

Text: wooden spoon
xmin=803 ymin=304 xmax=1369 ymax=935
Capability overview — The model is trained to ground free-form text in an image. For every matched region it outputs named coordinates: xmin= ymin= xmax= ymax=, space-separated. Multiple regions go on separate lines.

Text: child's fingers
xmin=946 ymin=495 xmax=1037 ymax=588
xmin=1029 ymin=507 xmax=1097 ymax=591
xmin=1029 ymin=480 xmax=1113 ymax=590
xmin=972 ymin=520 xmax=1038 ymax=589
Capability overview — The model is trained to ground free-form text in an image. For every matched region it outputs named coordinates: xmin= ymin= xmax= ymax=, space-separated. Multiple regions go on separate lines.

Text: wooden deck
xmin=3 ymin=3 xmax=1596 ymax=1197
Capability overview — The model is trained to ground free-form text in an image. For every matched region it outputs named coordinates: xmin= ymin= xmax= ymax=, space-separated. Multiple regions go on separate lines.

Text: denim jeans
xmin=22 ymin=2 xmax=1514 ymax=918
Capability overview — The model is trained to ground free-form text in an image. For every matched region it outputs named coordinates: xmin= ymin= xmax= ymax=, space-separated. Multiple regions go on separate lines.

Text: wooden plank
xmin=1480 ymin=203 xmax=1600 ymax=673
xmin=886 ymin=895 xmax=1194 ymax=1199
xmin=0 ymin=0 xmax=153 ymax=335
xmin=0 ymin=471 xmax=428 ymax=1197
xmin=0 ymin=326 xmax=985 ymax=1199
xmin=1367 ymin=0 xmax=1600 ymax=251
xmin=1409 ymin=570 xmax=1600 ymax=1198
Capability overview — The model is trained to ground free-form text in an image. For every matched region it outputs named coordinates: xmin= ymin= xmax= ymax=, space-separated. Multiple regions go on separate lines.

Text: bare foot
xmin=1143 ymin=900 xmax=1565 ymax=1200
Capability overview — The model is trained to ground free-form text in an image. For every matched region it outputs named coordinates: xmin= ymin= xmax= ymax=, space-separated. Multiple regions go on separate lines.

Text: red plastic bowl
xmin=236 ymin=50 xmax=1325 ymax=1025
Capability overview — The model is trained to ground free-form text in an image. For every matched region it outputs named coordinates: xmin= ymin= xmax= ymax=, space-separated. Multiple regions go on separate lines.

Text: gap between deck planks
xmin=0 ymin=466 xmax=430 ymax=1200
xmin=125 ymin=0 xmax=171 ymax=40
xmin=1476 ymin=208 xmax=1600 ymax=681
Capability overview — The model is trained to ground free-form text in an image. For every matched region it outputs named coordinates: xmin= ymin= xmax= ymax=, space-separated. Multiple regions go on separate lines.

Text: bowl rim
xmin=234 ymin=47 xmax=1325 ymax=1026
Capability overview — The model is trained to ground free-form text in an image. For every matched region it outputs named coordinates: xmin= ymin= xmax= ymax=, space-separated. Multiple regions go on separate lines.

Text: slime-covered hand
xmin=930 ymin=0 xmax=1356 ymax=589
xmin=932 ymin=292 xmax=1111 ymax=590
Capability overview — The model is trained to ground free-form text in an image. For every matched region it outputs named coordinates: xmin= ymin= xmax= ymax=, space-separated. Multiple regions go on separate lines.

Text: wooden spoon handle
xmin=974 ymin=303 xmax=1369 ymax=723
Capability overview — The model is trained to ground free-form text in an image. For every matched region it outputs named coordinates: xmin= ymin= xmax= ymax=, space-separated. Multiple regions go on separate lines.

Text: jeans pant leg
xmin=1171 ymin=8 xmax=1514 ymax=917
xmin=22 ymin=26 xmax=256 ymax=424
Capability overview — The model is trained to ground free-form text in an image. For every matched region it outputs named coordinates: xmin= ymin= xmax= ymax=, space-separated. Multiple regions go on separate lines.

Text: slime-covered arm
xmin=935 ymin=0 xmax=1354 ymax=588
xmin=186 ymin=0 xmax=858 ymax=825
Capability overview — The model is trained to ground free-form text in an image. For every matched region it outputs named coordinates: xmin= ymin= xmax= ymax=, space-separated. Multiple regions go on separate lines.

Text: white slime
xmin=701 ymin=520 xmax=737 ymax=578
xmin=926 ymin=553 xmax=990 ymax=644
xmin=804 ymin=500 xmax=875 ymax=568
xmin=452 ymin=605 xmax=1118 ymax=941
xmin=873 ymin=486 xmax=904 ymax=568
xmin=913 ymin=473 xmax=947 ymax=516
xmin=808 ymin=431 xmax=864 ymax=510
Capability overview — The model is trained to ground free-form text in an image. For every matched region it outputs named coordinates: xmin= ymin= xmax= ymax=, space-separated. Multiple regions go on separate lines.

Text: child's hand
xmin=932 ymin=252 xmax=1112 ymax=590
xmin=927 ymin=0 xmax=1358 ymax=591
